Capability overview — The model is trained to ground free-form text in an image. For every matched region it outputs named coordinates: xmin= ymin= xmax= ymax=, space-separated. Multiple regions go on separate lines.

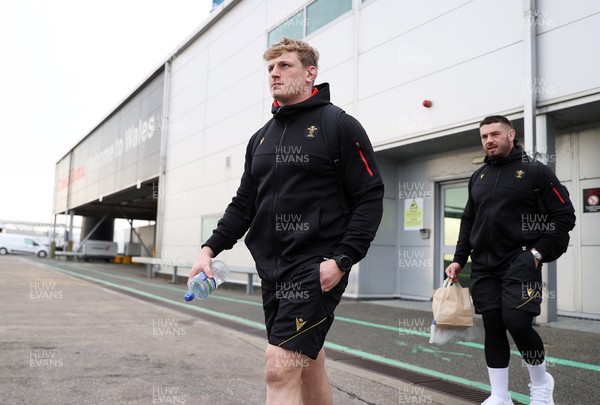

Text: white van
xmin=0 ymin=233 xmax=50 ymax=258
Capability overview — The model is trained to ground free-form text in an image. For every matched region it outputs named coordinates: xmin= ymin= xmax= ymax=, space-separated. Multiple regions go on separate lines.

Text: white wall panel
xmin=204 ymin=97 xmax=265 ymax=152
xmin=556 ymin=247 xmax=577 ymax=312
xmin=169 ymin=76 xmax=207 ymax=124
xmin=581 ymin=246 xmax=600 ymax=314
xmin=359 ymin=44 xmax=522 ymax=146
xmin=537 ymin=0 xmax=600 ymax=34
xmin=205 ymin=38 xmax=266 ymax=100
xmin=207 ymin=2 xmax=266 ymax=69
xmin=162 ymin=217 xmax=202 ymax=251
xmin=171 ymin=46 xmax=209 ymax=85
xmin=311 ymin=58 xmax=355 ymax=109
xmin=164 ymin=133 xmax=203 ymax=172
xmin=204 ymin=71 xmax=265 ymax=129
xmin=200 ymin=143 xmax=247 ymax=183
xmin=358 ymin=0 xmax=470 ymax=52
xmin=554 ymin=132 xmax=573 ymax=181
xmin=358 ymin=1 xmax=522 ymax=103
xmin=537 ymin=13 xmax=600 ymax=103
xmin=164 ymin=159 xmax=203 ymax=194
xmin=167 ymin=103 xmax=206 ymax=146
xmin=358 ymin=244 xmax=397 ymax=295
xmin=201 ymin=177 xmax=243 ymax=216
xmin=160 ymin=183 xmax=203 ymax=222
xmin=575 ymin=128 xmax=600 ymax=181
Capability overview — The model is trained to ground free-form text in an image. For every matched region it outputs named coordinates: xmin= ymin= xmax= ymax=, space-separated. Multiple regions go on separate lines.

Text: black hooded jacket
xmin=204 ymin=83 xmax=384 ymax=283
xmin=453 ymin=143 xmax=575 ymax=271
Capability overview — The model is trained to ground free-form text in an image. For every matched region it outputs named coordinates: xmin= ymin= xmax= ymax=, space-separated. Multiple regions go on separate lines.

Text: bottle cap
xmin=183 ymin=291 xmax=195 ymax=302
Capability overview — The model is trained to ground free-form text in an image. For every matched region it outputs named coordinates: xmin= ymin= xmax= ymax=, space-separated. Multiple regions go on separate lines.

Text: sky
xmin=0 ymin=0 xmax=214 ymax=224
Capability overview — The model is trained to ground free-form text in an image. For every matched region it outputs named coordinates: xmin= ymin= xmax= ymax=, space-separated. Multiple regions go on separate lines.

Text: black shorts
xmin=261 ymin=261 xmax=349 ymax=360
xmin=470 ymin=250 xmax=543 ymax=316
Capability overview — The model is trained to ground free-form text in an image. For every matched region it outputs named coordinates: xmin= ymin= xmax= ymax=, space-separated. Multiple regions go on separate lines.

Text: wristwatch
xmin=333 ymin=254 xmax=353 ymax=272
xmin=530 ymin=248 xmax=542 ymax=261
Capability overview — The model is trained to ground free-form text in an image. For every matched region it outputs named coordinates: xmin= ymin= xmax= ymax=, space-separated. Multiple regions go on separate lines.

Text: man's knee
xmin=264 ymin=345 xmax=306 ymax=385
xmin=502 ymin=308 xmax=534 ymax=334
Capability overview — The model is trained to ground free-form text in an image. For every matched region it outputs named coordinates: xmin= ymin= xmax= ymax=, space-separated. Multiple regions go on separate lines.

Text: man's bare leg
xmin=301 ymin=348 xmax=332 ymax=405
xmin=264 ymin=344 xmax=305 ymax=405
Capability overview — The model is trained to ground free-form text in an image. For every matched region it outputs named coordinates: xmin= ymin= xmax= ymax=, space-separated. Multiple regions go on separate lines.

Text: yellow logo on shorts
xmin=527 ymin=287 xmax=535 ymax=297
xmin=295 ymin=317 xmax=307 ymax=331
xmin=516 ymin=170 xmax=525 ymax=179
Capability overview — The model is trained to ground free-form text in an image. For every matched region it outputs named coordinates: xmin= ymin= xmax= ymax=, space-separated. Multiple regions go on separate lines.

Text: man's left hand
xmin=320 ymin=259 xmax=345 ymax=292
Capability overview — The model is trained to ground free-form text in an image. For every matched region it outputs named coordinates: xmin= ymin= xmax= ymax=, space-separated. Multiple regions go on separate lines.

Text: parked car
xmin=0 ymin=233 xmax=49 ymax=258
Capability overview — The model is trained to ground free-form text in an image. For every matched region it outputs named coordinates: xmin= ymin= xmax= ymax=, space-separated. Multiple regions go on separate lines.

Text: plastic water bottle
xmin=184 ymin=260 xmax=230 ymax=302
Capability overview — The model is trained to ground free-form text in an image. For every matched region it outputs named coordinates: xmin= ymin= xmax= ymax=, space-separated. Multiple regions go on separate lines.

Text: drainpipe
xmin=155 ymin=61 xmax=172 ymax=258
xmin=523 ymin=0 xmax=538 ymax=156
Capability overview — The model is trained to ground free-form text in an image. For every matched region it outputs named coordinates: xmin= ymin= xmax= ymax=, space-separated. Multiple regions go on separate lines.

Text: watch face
xmin=338 ymin=255 xmax=352 ymax=271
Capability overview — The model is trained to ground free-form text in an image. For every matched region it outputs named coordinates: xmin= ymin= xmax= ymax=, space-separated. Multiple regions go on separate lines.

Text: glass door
xmin=438 ymin=182 xmax=472 ymax=288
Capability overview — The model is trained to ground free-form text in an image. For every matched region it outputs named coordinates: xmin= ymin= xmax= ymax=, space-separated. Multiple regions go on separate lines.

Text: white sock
xmin=526 ymin=361 xmax=548 ymax=385
xmin=487 ymin=367 xmax=510 ymax=400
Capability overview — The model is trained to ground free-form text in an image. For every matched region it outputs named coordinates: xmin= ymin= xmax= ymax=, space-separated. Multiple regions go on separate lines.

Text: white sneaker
xmin=529 ymin=372 xmax=554 ymax=405
xmin=481 ymin=396 xmax=514 ymax=405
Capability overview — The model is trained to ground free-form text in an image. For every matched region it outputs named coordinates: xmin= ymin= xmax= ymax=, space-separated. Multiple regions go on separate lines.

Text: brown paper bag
xmin=432 ymin=279 xmax=473 ymax=327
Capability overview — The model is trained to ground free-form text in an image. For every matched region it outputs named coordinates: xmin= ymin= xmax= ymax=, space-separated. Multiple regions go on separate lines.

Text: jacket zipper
xmin=486 ymin=167 xmax=502 ymax=267
xmin=355 ymin=142 xmax=374 ymax=176
xmin=271 ymin=123 xmax=287 ymax=278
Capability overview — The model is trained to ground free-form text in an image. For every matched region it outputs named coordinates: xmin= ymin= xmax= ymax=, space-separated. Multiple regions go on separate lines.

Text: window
xmin=268 ymin=10 xmax=305 ymax=45
xmin=267 ymin=0 xmax=353 ymax=45
xmin=306 ymin=0 xmax=352 ymax=36
xmin=440 ymin=183 xmax=472 ymax=288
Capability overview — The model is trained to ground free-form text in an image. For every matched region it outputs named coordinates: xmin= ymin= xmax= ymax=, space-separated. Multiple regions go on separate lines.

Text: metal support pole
xmin=172 ymin=266 xmax=178 ymax=284
xmin=523 ymin=0 xmax=538 ymax=155
xmin=246 ymin=274 xmax=253 ymax=295
xmin=147 ymin=263 xmax=154 ymax=279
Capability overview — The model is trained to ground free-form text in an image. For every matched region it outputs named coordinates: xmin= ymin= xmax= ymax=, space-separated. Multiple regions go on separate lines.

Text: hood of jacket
xmin=270 ymin=83 xmax=331 ymax=120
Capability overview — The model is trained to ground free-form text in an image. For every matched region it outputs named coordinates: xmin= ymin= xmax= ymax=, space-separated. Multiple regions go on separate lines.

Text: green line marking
xmin=324 ymin=341 xmax=530 ymax=404
xmin=411 ymin=344 xmax=473 ymax=362
xmin=456 ymin=341 xmax=600 ymax=373
xmin=66 ymin=264 xmax=264 ymax=307
xmin=44 ymin=263 xmax=264 ymax=330
xmin=336 ymin=316 xmax=400 ymax=332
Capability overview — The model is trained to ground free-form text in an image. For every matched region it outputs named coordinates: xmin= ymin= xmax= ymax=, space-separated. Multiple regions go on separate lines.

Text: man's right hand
xmin=188 ymin=246 xmax=215 ymax=284
xmin=444 ymin=262 xmax=463 ymax=284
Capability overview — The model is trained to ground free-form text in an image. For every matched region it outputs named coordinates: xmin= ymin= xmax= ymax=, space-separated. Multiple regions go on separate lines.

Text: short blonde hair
xmin=263 ymin=37 xmax=319 ymax=68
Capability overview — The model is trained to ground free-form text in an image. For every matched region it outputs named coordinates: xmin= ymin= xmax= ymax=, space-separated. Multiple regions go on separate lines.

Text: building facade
xmin=55 ymin=0 xmax=600 ymax=318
